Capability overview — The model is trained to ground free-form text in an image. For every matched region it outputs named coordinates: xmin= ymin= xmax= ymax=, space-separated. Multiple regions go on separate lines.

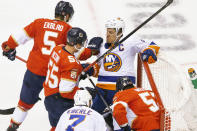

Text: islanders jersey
xmin=96 ymin=36 xmax=150 ymax=90
xmin=112 ymin=87 xmax=160 ymax=131
xmin=6 ymin=18 xmax=91 ymax=76
xmin=55 ymin=106 xmax=107 ymax=131
xmin=43 ymin=45 xmax=82 ymax=99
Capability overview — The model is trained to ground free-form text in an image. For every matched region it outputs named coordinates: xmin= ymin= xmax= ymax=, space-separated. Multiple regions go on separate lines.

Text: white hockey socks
xmin=11 ymin=106 xmax=28 ymax=124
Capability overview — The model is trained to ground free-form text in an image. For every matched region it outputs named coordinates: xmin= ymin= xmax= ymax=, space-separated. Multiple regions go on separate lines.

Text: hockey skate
xmin=7 ymin=123 xmax=19 ymax=131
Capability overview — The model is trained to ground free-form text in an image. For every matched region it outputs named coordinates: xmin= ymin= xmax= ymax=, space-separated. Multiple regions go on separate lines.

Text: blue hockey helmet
xmin=67 ymin=27 xmax=87 ymax=46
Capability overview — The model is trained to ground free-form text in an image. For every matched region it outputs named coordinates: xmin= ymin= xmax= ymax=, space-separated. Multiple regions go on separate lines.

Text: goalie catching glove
xmin=1 ymin=41 xmax=16 ymax=61
xmin=87 ymin=37 xmax=103 ymax=55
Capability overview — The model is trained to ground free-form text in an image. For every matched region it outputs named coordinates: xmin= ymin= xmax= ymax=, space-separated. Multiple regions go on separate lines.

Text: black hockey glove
xmin=121 ymin=124 xmax=131 ymax=131
xmin=3 ymin=49 xmax=16 ymax=61
xmin=87 ymin=37 xmax=103 ymax=55
xmin=79 ymin=71 xmax=88 ymax=81
xmin=79 ymin=63 xmax=94 ymax=81
xmin=2 ymin=41 xmax=16 ymax=61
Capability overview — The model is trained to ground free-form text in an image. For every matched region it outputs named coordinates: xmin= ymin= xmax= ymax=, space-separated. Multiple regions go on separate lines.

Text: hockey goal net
xmin=137 ymin=51 xmax=197 ymax=131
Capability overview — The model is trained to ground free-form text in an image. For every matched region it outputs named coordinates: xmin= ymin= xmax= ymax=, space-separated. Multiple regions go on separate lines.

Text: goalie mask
xmin=74 ymin=89 xmax=93 ymax=107
xmin=105 ymin=17 xmax=125 ymax=38
xmin=67 ymin=27 xmax=87 ymax=47
xmin=116 ymin=76 xmax=134 ymax=91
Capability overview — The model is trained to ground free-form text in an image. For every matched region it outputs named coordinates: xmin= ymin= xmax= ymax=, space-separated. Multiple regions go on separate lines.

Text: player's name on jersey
xmin=43 ymin=22 xmax=64 ymax=31
xmin=67 ymin=108 xmax=93 ymax=115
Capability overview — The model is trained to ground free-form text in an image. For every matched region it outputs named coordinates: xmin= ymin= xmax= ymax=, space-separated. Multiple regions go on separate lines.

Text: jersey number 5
xmin=139 ymin=92 xmax=159 ymax=112
xmin=45 ymin=59 xmax=59 ymax=88
xmin=66 ymin=115 xmax=86 ymax=131
xmin=42 ymin=31 xmax=58 ymax=55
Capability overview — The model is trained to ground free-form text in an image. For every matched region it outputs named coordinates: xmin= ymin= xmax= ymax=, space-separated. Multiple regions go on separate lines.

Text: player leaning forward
xmin=112 ymin=76 xmax=160 ymax=131
xmin=91 ymin=17 xmax=160 ymax=113
xmin=43 ymin=27 xmax=96 ymax=131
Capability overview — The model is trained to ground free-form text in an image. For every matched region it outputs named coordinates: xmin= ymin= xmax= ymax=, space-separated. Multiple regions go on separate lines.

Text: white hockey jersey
xmin=55 ymin=106 xmax=107 ymax=131
xmin=96 ymin=36 xmax=150 ymax=90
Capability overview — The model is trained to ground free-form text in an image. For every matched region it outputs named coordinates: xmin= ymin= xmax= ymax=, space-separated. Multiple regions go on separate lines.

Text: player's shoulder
xmin=113 ymin=91 xmax=127 ymax=102
xmin=33 ymin=18 xmax=71 ymax=27
xmin=33 ymin=18 xmax=50 ymax=23
xmin=132 ymin=87 xmax=151 ymax=93
xmin=53 ymin=44 xmax=65 ymax=51
xmin=113 ymin=88 xmax=138 ymax=102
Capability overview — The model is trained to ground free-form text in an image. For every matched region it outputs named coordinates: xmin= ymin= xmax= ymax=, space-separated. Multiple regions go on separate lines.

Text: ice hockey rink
xmin=0 ymin=0 xmax=197 ymax=130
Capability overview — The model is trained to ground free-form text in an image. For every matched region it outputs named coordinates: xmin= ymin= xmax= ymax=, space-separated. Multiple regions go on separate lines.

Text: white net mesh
xmin=140 ymin=51 xmax=197 ymax=131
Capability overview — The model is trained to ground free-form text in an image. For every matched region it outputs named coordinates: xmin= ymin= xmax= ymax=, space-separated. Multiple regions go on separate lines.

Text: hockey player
xmin=85 ymin=17 xmax=160 ymax=119
xmin=55 ymin=88 xmax=107 ymax=131
xmin=44 ymin=27 xmax=94 ymax=131
xmin=1 ymin=1 xmax=101 ymax=131
xmin=112 ymin=76 xmax=160 ymax=131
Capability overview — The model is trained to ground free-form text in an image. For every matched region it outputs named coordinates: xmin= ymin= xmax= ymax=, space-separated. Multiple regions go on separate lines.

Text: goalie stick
xmin=82 ymin=0 xmax=173 ymax=73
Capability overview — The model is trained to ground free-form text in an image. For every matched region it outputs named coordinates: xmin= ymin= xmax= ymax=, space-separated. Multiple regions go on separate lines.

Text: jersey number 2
xmin=66 ymin=115 xmax=86 ymax=131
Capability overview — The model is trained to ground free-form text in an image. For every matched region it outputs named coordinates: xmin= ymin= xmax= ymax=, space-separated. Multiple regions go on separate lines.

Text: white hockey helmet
xmin=105 ymin=17 xmax=125 ymax=36
xmin=74 ymin=89 xmax=93 ymax=107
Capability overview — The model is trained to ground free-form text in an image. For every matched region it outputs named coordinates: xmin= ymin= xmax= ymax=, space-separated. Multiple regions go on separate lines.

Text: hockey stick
xmin=85 ymin=74 xmax=121 ymax=129
xmin=86 ymin=74 xmax=112 ymax=112
xmin=0 ymin=107 xmax=15 ymax=115
xmin=82 ymin=0 xmax=173 ymax=73
xmin=16 ymin=55 xmax=27 ymax=63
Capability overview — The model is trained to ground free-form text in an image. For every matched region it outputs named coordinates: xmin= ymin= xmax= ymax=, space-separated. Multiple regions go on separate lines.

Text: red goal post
xmin=137 ymin=53 xmax=166 ymax=131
